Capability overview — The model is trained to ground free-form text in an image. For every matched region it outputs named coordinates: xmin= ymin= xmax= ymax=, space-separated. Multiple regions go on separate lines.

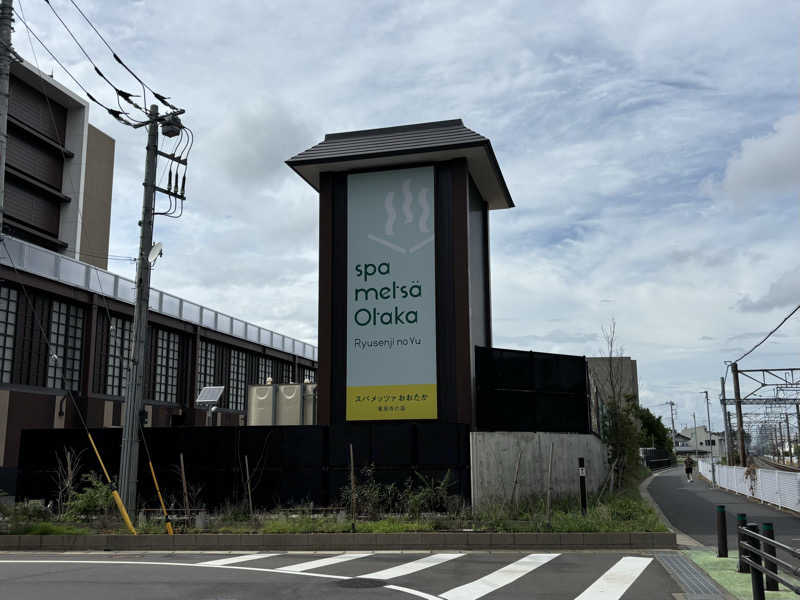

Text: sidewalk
xmin=646 ymin=466 xmax=800 ymax=549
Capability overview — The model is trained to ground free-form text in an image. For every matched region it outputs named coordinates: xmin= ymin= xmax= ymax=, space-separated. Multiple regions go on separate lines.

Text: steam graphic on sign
xmin=367 ymin=179 xmax=434 ymax=254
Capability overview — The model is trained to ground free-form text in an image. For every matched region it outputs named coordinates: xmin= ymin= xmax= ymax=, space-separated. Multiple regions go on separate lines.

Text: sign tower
xmin=287 ymin=120 xmax=513 ymax=425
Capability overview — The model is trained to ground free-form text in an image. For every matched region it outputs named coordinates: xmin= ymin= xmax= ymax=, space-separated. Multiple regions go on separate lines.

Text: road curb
xmin=0 ymin=531 xmax=677 ymax=551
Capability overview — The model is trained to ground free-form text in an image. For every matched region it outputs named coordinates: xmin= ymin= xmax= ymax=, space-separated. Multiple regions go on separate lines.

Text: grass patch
xmin=473 ymin=486 xmax=667 ymax=533
xmin=685 ymin=549 xmax=798 ymax=600
xmin=10 ymin=522 xmax=91 ymax=535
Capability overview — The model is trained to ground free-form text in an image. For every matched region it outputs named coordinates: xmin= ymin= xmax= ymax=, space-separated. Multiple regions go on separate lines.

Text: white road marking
xmin=197 ymin=553 xmax=279 ymax=566
xmin=359 ymin=553 xmax=464 ymax=580
xmin=573 ymin=556 xmax=653 ymax=600
xmin=276 ymin=553 xmax=371 ymax=572
xmin=439 ymin=553 xmax=560 ymax=600
xmin=0 ymin=560 xmax=348 ymax=580
xmin=384 ymin=584 xmax=443 ymax=600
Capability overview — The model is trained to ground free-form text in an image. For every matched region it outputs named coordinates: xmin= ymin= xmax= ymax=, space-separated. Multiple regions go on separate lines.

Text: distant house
xmin=678 ymin=425 xmax=727 ymax=460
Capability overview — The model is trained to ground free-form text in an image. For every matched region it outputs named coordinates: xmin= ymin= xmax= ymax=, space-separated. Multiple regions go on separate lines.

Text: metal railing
xmin=0 ymin=235 xmax=317 ymax=361
xmin=737 ymin=521 xmax=800 ymax=598
xmin=699 ymin=458 xmax=800 ymax=512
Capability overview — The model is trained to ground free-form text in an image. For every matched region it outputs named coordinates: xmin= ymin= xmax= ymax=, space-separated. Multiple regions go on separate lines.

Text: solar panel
xmin=195 ymin=386 xmax=225 ymax=406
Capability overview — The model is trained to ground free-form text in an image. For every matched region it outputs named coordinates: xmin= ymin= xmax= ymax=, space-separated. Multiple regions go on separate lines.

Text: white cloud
xmin=10 ymin=0 xmax=800 ymax=430
xmin=706 ymin=113 xmax=800 ymax=206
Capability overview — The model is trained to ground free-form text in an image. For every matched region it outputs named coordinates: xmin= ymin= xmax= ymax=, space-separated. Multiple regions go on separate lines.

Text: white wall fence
xmin=699 ymin=459 xmax=800 ymax=512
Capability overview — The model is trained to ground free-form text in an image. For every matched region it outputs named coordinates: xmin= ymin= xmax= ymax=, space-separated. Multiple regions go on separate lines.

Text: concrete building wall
xmin=79 ymin=125 xmax=114 ymax=269
xmin=470 ymin=431 xmax=608 ymax=507
xmin=587 ymin=356 xmax=639 ymax=406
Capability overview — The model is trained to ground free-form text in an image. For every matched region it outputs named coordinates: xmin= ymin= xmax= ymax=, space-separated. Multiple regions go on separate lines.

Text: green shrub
xmin=64 ymin=473 xmax=114 ymax=520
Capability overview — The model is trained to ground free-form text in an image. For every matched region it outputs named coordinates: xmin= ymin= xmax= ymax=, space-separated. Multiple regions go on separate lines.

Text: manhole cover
xmin=336 ymin=578 xmax=387 ymax=589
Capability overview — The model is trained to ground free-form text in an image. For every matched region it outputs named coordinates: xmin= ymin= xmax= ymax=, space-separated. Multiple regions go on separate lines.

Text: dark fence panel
xmin=16 ymin=423 xmax=470 ymax=509
xmin=475 ymin=346 xmax=591 ymax=433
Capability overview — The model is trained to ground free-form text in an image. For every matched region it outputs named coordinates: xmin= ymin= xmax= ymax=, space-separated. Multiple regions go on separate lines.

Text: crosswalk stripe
xmin=573 ymin=556 xmax=653 ymax=600
xmin=359 ymin=553 xmax=465 ymax=580
xmin=439 ymin=553 xmax=560 ymax=600
xmin=197 ymin=553 xmax=279 ymax=566
xmin=276 ymin=553 xmax=371 ymax=572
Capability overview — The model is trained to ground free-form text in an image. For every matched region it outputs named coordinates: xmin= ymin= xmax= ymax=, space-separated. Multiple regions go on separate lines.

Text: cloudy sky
xmin=13 ymin=0 xmax=799 ymax=431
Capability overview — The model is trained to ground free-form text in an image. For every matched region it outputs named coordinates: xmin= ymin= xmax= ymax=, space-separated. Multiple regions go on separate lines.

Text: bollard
xmin=737 ymin=513 xmax=749 ymax=573
xmin=761 ymin=522 xmax=778 ymax=591
xmin=578 ymin=457 xmax=587 ymax=516
xmin=716 ymin=505 xmax=728 ymax=557
xmin=746 ymin=523 xmax=765 ymax=600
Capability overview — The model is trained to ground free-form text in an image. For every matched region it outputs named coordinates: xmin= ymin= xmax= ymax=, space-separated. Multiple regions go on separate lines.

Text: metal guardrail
xmin=0 ymin=235 xmax=317 ymax=361
xmin=736 ymin=522 xmax=800 ymax=598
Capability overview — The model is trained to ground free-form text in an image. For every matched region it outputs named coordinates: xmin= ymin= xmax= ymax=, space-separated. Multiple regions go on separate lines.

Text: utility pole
xmin=786 ymin=413 xmax=793 ymax=466
xmin=0 ymin=0 xmax=14 ymax=230
xmin=731 ymin=362 xmax=747 ymax=466
xmin=119 ymin=105 xmax=159 ymax=511
xmin=703 ymin=390 xmax=715 ymax=485
xmin=720 ymin=377 xmax=733 ymax=465
xmin=693 ymin=411 xmax=698 ymax=463
xmin=117 ymin=104 xmax=185 ymax=513
xmin=667 ymin=400 xmax=677 ymax=453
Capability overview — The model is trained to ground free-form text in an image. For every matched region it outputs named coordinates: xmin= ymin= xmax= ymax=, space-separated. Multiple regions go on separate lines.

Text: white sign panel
xmin=346 ymin=166 xmax=437 ymax=420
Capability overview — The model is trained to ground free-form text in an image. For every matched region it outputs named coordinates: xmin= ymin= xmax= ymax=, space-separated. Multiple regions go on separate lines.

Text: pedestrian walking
xmin=684 ymin=456 xmax=694 ymax=482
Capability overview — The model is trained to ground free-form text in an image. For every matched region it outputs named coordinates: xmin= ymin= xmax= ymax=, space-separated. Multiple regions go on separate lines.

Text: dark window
xmin=0 ymin=287 xmax=18 ymax=383
xmin=278 ymin=361 xmax=294 ymax=384
xmin=105 ymin=316 xmax=132 ymax=397
xmin=257 ymin=355 xmax=273 ymax=384
xmin=228 ymin=349 xmax=246 ymax=411
xmin=47 ymin=300 xmax=83 ymax=390
xmin=197 ymin=340 xmax=217 ymax=392
xmin=154 ymin=329 xmax=179 ymax=403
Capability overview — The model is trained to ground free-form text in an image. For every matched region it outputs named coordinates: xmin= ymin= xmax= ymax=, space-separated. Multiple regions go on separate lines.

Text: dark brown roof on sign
xmin=286 ymin=119 xmax=513 ymax=209
xmin=288 ymin=119 xmax=488 ymax=163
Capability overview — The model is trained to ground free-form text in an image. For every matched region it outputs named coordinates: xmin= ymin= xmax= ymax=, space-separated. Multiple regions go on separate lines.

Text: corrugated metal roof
xmin=286 ymin=119 xmax=513 ymax=209
xmin=287 ymin=119 xmax=488 ymax=164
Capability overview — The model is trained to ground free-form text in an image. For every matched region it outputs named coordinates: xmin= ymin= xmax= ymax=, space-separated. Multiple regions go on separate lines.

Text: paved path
xmin=0 ymin=550 xmax=683 ymax=599
xmin=647 ymin=466 xmax=800 ymax=548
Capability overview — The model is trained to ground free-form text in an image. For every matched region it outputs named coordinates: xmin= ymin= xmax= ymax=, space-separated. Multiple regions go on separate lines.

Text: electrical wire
xmin=67 ymin=0 xmax=181 ymax=112
xmin=732 ymin=304 xmax=800 ymax=364
xmin=13 ymin=5 xmax=136 ymax=126
xmin=41 ymin=0 xmax=148 ymax=120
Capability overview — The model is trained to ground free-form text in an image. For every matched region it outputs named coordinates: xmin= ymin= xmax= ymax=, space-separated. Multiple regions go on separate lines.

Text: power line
xmin=732 ymin=303 xmax=800 ymax=364
xmin=41 ymin=0 xmax=147 ymax=119
xmin=67 ymin=0 xmax=180 ymax=112
xmin=13 ymin=4 xmax=135 ymax=125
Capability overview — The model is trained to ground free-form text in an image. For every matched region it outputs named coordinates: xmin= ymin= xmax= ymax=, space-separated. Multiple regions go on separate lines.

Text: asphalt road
xmin=647 ymin=466 xmax=800 ymax=548
xmin=0 ymin=550 xmax=683 ymax=599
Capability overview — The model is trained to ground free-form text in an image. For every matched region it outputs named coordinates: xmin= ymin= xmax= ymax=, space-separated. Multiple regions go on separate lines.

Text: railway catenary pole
xmin=721 ymin=377 xmax=733 ymax=464
xmin=731 ymin=362 xmax=747 ymax=466
xmin=786 ymin=413 xmax=793 ymax=466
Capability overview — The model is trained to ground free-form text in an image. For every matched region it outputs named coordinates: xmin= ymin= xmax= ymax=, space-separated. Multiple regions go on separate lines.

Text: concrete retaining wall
xmin=0 ymin=531 xmax=675 ymax=551
xmin=470 ymin=432 xmax=609 ymax=506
